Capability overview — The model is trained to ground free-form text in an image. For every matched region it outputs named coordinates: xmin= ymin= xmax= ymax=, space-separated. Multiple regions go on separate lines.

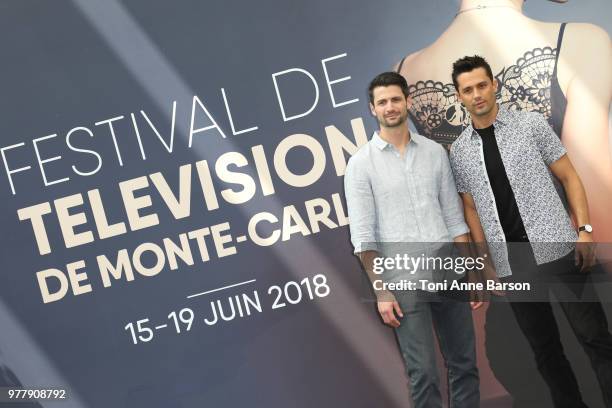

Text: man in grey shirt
xmin=344 ymin=72 xmax=479 ymax=408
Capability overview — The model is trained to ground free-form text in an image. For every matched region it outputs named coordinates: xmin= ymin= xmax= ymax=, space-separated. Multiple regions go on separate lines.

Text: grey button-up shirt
xmin=344 ymin=132 xmax=469 ymax=259
xmin=449 ymin=108 xmax=576 ymax=277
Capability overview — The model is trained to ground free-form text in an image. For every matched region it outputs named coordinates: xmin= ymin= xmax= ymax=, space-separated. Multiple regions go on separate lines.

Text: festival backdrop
xmin=0 ymin=1 xmax=610 ymax=407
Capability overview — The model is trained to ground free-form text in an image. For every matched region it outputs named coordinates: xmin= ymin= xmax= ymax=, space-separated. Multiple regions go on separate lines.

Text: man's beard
xmin=379 ymin=111 xmax=408 ymax=128
xmin=471 ymin=100 xmax=494 ymax=117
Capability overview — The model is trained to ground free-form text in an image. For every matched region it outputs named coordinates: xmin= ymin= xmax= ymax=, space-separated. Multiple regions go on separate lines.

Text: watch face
xmin=585 ymin=224 xmax=593 ymax=233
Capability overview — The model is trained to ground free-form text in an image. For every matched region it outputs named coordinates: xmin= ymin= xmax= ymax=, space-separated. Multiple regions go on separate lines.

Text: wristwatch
xmin=578 ymin=224 xmax=593 ymax=233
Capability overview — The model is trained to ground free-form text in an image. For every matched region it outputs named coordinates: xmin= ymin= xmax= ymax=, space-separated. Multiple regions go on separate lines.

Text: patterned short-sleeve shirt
xmin=449 ymin=108 xmax=576 ymax=277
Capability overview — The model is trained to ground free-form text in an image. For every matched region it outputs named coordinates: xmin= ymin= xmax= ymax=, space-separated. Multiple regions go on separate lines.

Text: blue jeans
xmin=393 ymin=290 xmax=480 ymax=408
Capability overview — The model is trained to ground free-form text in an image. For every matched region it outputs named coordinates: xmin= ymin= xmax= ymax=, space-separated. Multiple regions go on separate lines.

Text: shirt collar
xmin=372 ymin=131 xmax=419 ymax=150
xmin=468 ymin=104 xmax=509 ymax=139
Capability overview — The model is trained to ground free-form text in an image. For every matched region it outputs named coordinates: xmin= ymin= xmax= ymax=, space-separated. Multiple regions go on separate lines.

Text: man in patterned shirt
xmin=449 ymin=55 xmax=612 ymax=407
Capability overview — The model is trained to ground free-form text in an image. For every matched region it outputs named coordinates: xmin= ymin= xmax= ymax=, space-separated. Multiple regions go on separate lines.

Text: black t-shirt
xmin=476 ymin=125 xmax=528 ymax=241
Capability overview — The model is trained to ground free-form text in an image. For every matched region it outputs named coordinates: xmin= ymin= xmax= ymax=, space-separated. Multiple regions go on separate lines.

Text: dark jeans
xmin=393 ymin=289 xmax=480 ymax=408
xmin=504 ymin=246 xmax=612 ymax=408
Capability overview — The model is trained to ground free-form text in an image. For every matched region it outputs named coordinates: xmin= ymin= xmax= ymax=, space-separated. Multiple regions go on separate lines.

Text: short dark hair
xmin=451 ymin=55 xmax=494 ymax=91
xmin=368 ymin=72 xmax=409 ymax=104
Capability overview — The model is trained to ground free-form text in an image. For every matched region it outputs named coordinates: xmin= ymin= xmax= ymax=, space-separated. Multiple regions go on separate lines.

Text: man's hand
xmin=469 ymin=298 xmax=484 ymax=311
xmin=482 ymin=261 xmax=505 ymax=297
xmin=575 ymin=232 xmax=596 ymax=272
xmin=466 ymin=269 xmax=486 ymax=310
xmin=468 ymin=278 xmax=485 ymax=310
xmin=377 ymin=293 xmax=403 ymax=328
xmin=549 ymin=155 xmax=595 ymax=272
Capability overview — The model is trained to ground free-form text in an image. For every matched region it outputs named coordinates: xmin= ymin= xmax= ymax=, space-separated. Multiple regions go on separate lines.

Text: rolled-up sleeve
xmin=344 ymin=157 xmax=378 ymax=254
xmin=439 ymin=146 xmax=469 ymax=238
xmin=530 ymin=112 xmax=566 ymax=165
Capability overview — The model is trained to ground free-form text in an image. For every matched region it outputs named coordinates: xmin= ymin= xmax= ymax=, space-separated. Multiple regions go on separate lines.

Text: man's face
xmin=370 ymin=85 xmax=410 ymax=129
xmin=455 ymin=68 xmax=498 ymax=118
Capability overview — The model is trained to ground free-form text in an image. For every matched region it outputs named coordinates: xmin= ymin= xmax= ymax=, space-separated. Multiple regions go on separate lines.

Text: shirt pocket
xmin=412 ymin=164 xmax=439 ymax=203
